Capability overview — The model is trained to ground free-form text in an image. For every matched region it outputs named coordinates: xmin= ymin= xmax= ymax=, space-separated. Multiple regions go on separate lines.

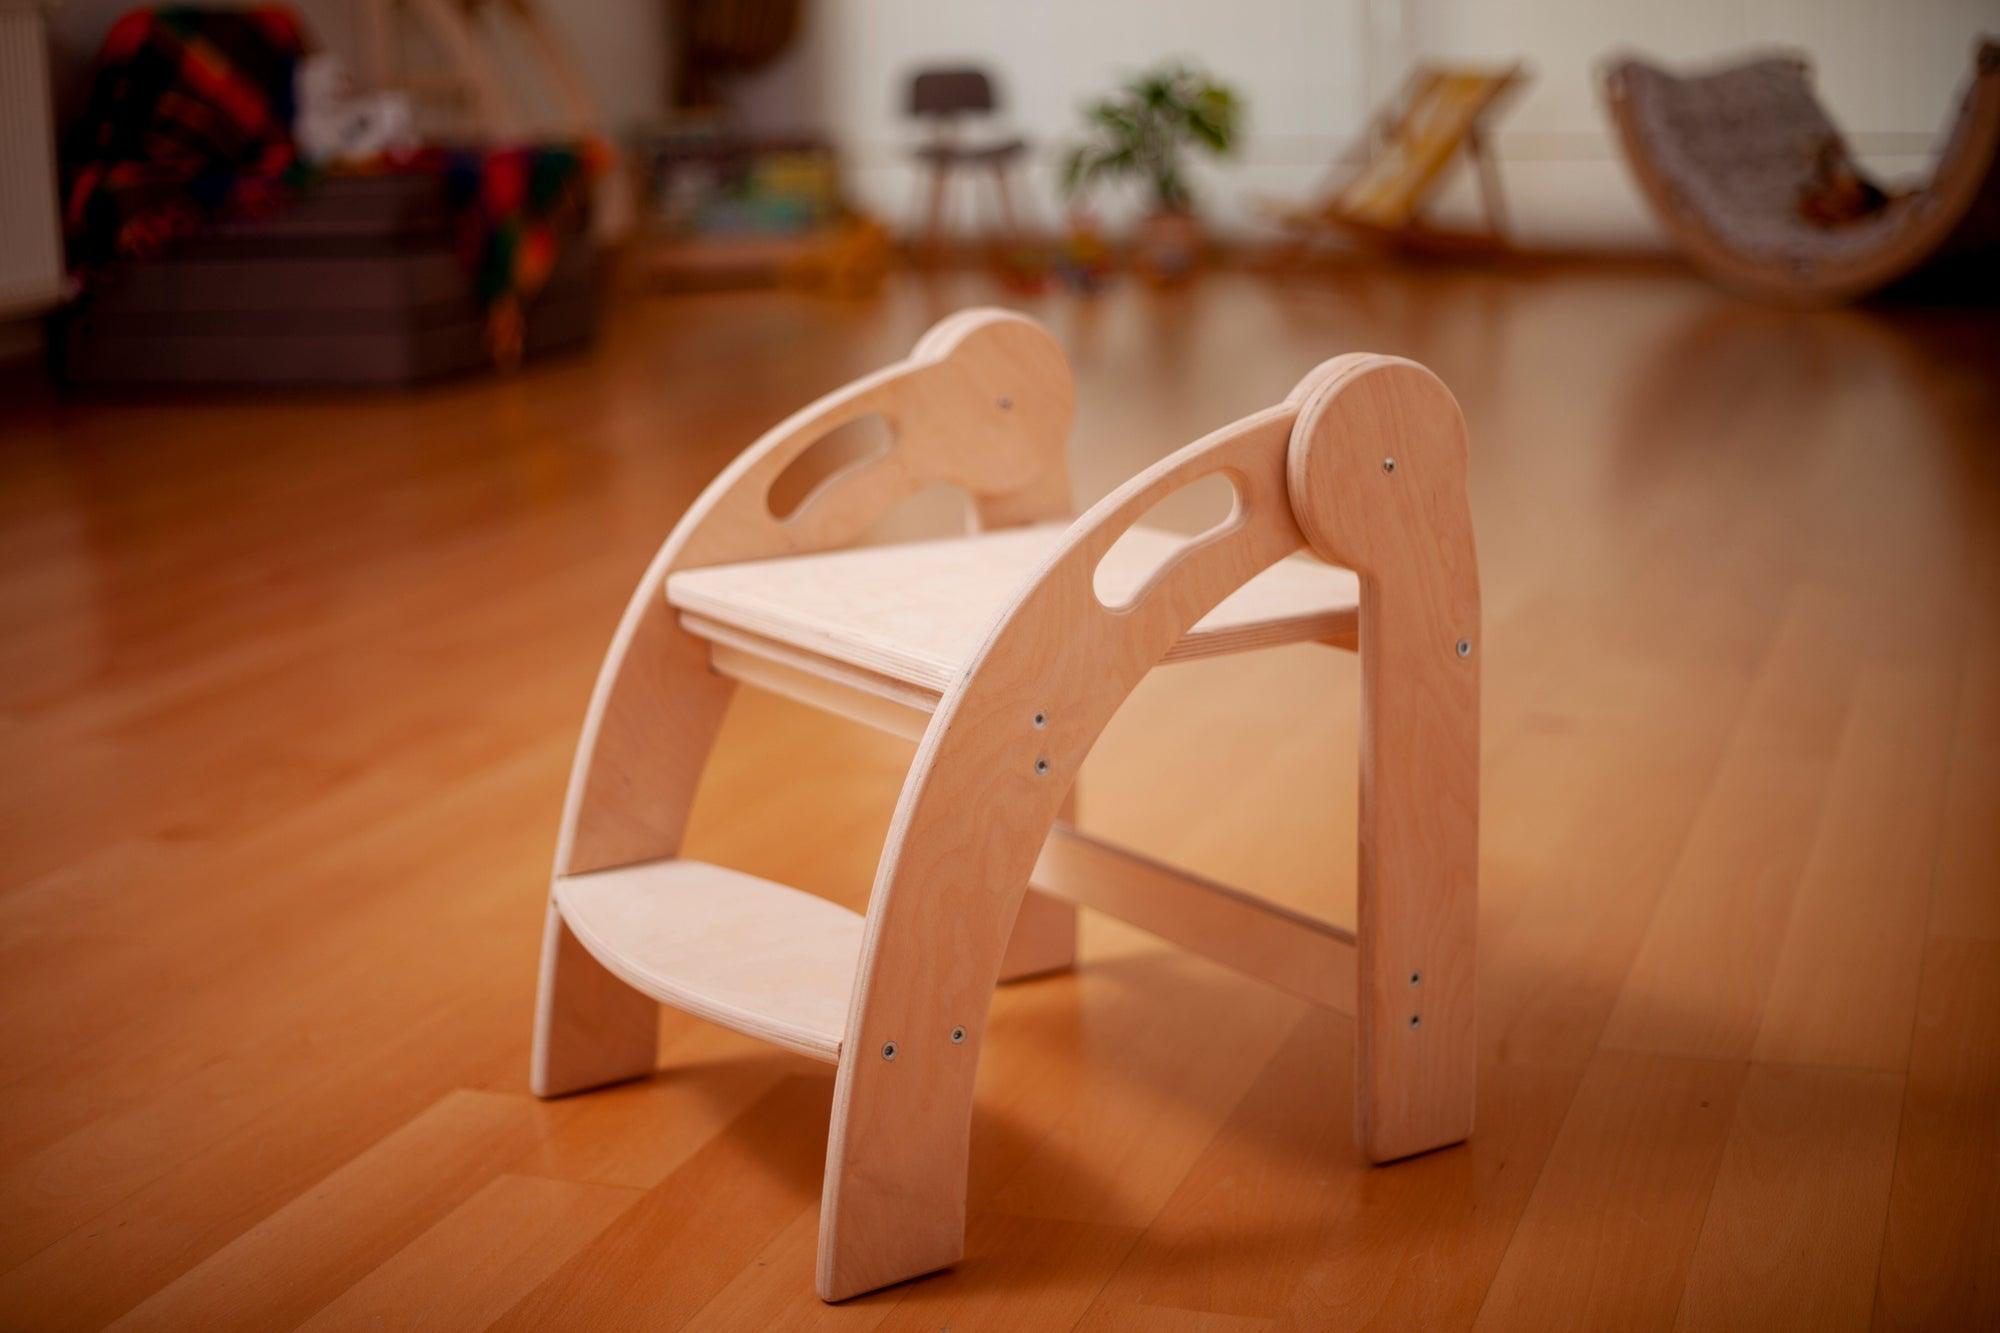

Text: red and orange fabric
xmin=63 ymin=6 xmax=312 ymax=271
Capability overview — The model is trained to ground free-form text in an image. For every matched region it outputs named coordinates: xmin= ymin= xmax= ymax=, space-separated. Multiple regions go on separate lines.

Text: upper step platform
xmin=667 ymin=522 xmax=1360 ymax=705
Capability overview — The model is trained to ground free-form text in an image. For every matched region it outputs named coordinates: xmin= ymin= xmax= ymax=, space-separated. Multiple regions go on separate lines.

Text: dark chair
xmin=906 ymin=65 xmax=1027 ymax=256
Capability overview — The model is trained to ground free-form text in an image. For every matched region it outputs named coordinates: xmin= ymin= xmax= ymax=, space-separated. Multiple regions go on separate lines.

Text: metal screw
xmin=1409 ymin=1015 xmax=1422 ymax=1030
xmin=1381 ymin=458 xmax=1396 ymax=474
xmin=881 ymin=1040 xmax=898 ymax=1061
xmin=998 ymin=395 xmax=1014 ymax=410
xmin=1032 ymin=711 xmax=1047 ymax=729
xmin=1409 ymin=971 xmax=1422 ymax=987
xmin=950 ymin=1026 xmax=967 ymax=1044
xmin=1456 ymin=638 xmax=1472 ymax=658
xmin=1034 ymin=757 xmax=1050 ymax=775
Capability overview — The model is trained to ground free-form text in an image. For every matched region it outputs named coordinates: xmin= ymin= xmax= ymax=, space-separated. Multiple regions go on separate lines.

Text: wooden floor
xmin=1 ymin=264 xmax=1996 ymax=1330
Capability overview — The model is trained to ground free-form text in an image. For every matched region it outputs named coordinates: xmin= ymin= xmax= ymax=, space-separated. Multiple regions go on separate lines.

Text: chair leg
xmin=1351 ymin=639 xmax=1478 ymax=1162
xmin=987 ymin=162 xmax=1020 ymax=250
xmin=817 ymin=777 xmax=1071 ymax=1300
xmin=530 ymin=563 xmax=736 ymax=1098
xmin=531 ymin=902 xmax=657 ymax=1096
xmin=921 ymin=162 xmax=951 ymax=264
xmin=997 ymin=790 xmax=1079 ymax=981
xmin=996 ymin=889 xmax=1076 ymax=981
xmin=1288 ymin=358 xmax=1481 ymax=1164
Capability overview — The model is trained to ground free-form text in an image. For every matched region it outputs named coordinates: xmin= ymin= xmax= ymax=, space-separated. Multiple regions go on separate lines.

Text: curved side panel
xmin=816 ymin=357 xmax=1360 ymax=1301
xmin=533 ymin=309 xmax=1075 ymax=1097
xmin=1290 ymin=356 xmax=1479 ymax=1163
xmin=556 ymin=308 xmax=1077 ymax=879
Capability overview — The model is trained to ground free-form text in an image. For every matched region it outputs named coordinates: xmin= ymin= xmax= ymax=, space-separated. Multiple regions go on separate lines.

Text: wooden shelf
xmin=553 ymin=859 xmax=861 ymax=1063
xmin=668 ymin=522 xmax=1360 ymax=702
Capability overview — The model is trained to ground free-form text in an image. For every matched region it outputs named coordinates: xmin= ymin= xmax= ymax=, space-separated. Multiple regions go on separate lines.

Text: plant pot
xmin=1133 ymin=209 xmax=1204 ymax=284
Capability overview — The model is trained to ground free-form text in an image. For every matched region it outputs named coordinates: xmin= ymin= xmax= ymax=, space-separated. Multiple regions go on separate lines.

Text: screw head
xmin=1032 ymin=711 xmax=1047 ymax=729
xmin=881 ymin=1040 xmax=898 ymax=1061
xmin=950 ymin=1025 xmax=967 ymax=1044
xmin=1456 ymin=638 xmax=1472 ymax=658
xmin=1409 ymin=971 xmax=1422 ymax=987
xmin=1409 ymin=1014 xmax=1422 ymax=1030
xmin=1034 ymin=757 xmax=1050 ymax=776
xmin=998 ymin=395 xmax=1014 ymax=410
xmin=1381 ymin=458 xmax=1396 ymax=474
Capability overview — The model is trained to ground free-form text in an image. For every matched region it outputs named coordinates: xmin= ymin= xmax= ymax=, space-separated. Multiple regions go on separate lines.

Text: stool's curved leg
xmin=816 ymin=361 xmax=1361 ymax=1300
xmin=1290 ymin=359 xmax=1479 ymax=1163
xmin=533 ymin=309 xmax=1078 ymax=1098
xmin=531 ymin=551 xmax=735 ymax=1097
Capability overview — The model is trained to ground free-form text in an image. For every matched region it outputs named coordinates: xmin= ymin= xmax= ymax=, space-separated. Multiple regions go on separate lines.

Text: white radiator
xmin=0 ymin=1 xmax=64 ymax=317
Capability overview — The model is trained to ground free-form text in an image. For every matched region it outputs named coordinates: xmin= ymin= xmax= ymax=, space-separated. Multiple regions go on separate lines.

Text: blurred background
xmin=0 ymin=3 xmax=1997 ymax=1327
xmin=5 ymin=0 xmax=1997 ymax=376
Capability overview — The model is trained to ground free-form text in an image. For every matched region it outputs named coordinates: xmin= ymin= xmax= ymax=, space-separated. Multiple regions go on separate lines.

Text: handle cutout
xmin=767 ymin=413 xmax=895 ymax=521
xmin=1092 ymin=471 xmax=1242 ymax=610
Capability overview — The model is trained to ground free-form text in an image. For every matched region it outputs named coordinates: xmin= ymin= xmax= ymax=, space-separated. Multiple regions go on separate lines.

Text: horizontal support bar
xmin=1031 ymin=825 xmax=1355 ymax=1014
xmin=686 ymin=612 xmax=1355 ymax=745
xmin=690 ymin=616 xmax=939 ymax=741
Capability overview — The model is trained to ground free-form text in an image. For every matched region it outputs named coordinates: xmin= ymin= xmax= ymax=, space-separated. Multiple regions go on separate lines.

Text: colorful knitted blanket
xmin=63 ymin=6 xmax=310 ymax=271
xmin=423 ymin=141 xmax=603 ymax=365
xmin=63 ymin=6 xmax=599 ymax=365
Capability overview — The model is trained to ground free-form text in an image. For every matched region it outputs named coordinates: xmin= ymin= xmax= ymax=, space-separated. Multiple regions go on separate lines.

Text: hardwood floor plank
xmin=0 ymin=271 xmax=1993 ymax=1322
xmin=0 ymin=992 xmax=526 ymax=1331
xmin=1672 ymin=1065 xmax=1903 ymax=1331
xmin=1084 ymin=1008 xmax=1352 ymax=1320
xmin=873 ymin=1212 xmax=1144 ymax=1333
xmin=1751 ymin=663 xmax=1954 ymax=1070
xmin=681 ymin=1206 xmax=900 ymax=1333
xmin=489 ymin=1075 xmax=834 ymax=1329
xmin=106 ymin=1090 xmax=545 ymax=1332
xmin=508 ymin=1023 xmax=802 ymax=1188
xmin=1872 ymin=938 xmax=2000 ymax=1329
xmin=1924 ymin=534 xmax=2000 ymax=944
xmin=297 ymin=1173 xmax=641 ymax=1330
xmin=1075 ymin=1301 xmax=1275 ymax=1332
xmin=979 ymin=950 xmax=1303 ymax=1228
xmin=1599 ymin=592 xmax=1856 ymax=1061
xmin=1473 ymin=1051 xmax=1746 ymax=1331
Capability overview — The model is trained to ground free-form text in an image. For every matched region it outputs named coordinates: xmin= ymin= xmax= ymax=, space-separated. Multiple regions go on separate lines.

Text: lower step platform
xmin=553 ymin=859 xmax=862 ymax=1063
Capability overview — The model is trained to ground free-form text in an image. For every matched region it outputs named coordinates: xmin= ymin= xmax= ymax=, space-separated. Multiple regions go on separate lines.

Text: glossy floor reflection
xmin=0 ymin=264 xmax=1995 ymax=1329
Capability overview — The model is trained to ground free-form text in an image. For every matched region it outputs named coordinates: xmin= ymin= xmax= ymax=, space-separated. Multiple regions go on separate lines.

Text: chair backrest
xmin=909 ymin=66 xmax=998 ymax=118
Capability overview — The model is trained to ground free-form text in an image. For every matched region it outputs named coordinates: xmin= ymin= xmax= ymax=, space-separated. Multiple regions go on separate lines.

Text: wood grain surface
xmin=0 ymin=265 xmax=1994 ymax=1327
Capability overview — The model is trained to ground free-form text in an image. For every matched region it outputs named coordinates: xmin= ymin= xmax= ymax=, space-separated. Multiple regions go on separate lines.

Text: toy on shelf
xmin=633 ymin=127 xmax=889 ymax=293
xmin=529 ymin=308 xmax=1481 ymax=1301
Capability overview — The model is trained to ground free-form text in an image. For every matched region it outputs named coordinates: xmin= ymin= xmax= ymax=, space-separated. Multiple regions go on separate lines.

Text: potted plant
xmin=1061 ymin=62 xmax=1243 ymax=282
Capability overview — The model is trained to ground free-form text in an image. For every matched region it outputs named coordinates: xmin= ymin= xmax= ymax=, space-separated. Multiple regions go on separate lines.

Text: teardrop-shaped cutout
xmin=767 ymin=413 xmax=895 ymax=522
xmin=1092 ymin=471 xmax=1241 ymax=610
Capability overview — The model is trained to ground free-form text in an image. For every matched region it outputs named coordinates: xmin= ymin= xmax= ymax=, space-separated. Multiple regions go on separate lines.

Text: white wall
xmin=729 ymin=0 xmax=1999 ymax=248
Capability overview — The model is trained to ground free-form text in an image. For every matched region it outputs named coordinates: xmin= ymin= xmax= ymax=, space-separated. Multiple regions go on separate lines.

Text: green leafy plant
xmin=1061 ymin=62 xmax=1243 ymax=214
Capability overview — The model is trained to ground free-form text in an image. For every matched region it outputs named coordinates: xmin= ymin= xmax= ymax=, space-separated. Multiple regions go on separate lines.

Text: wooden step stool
xmin=531 ymin=309 xmax=1480 ymax=1301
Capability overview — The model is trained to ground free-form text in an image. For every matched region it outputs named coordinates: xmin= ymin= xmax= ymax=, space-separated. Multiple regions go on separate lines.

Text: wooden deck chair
xmin=1271 ymin=62 xmax=1528 ymax=254
xmin=530 ymin=309 xmax=1481 ymax=1301
xmin=1606 ymin=39 xmax=2000 ymax=306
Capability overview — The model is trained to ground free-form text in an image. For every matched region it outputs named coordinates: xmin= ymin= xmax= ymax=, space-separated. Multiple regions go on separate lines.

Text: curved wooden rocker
xmin=1606 ymin=38 xmax=2000 ymax=305
xmin=531 ymin=308 xmax=1480 ymax=1301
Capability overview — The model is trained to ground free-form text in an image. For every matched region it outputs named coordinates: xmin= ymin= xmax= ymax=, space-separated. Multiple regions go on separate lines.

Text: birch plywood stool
xmin=531 ymin=309 xmax=1480 ymax=1301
